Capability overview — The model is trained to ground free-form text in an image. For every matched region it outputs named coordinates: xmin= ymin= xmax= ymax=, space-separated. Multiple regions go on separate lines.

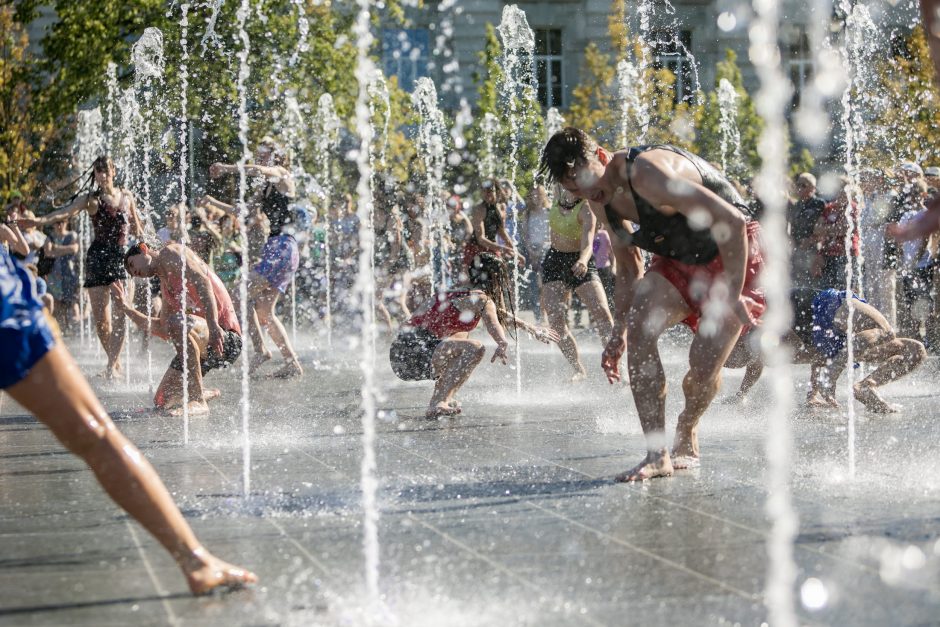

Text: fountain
xmin=748 ymin=0 xmax=799 ymax=623
xmin=177 ymin=2 xmax=192 ymax=442
xmin=411 ymin=77 xmax=450 ymax=294
xmin=716 ymin=78 xmax=743 ymax=177
xmin=313 ymin=93 xmax=342 ymax=347
xmin=497 ymin=4 xmax=535 ymax=398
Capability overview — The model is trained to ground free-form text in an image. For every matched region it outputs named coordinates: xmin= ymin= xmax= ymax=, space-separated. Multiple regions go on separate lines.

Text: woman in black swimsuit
xmin=465 ymin=179 xmax=518 ymax=268
xmin=23 ymin=157 xmax=144 ymax=379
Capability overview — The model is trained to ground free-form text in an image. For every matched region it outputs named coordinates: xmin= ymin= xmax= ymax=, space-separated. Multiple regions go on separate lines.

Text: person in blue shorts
xmin=726 ymin=288 xmax=926 ymax=413
xmin=0 ymin=244 xmax=256 ymax=594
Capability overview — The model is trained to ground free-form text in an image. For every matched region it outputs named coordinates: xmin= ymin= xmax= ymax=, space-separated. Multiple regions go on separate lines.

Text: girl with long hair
xmin=21 ymin=156 xmax=144 ymax=379
xmin=390 ymin=253 xmax=558 ymax=418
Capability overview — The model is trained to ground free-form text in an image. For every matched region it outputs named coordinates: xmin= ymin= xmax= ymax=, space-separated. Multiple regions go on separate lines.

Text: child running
xmin=390 ymin=253 xmax=559 ymax=418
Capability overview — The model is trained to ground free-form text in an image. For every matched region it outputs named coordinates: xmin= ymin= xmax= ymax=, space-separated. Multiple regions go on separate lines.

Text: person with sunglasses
xmin=19 ymin=156 xmax=145 ymax=380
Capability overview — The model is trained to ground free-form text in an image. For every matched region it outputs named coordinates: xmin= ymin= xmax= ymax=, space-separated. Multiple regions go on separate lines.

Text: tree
xmin=693 ymin=49 xmax=763 ymax=179
xmin=0 ymin=5 xmax=55 ymax=203
xmin=861 ymin=25 xmax=940 ymax=166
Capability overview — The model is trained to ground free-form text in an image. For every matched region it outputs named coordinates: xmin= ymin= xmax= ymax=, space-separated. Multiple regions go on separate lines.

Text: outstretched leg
xmin=250 ymin=277 xmax=302 ymax=379
xmin=853 ymin=328 xmax=926 ymax=413
xmin=6 ymin=345 xmax=257 ymax=594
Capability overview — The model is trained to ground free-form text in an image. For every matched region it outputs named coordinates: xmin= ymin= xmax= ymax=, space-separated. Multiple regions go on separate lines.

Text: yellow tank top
xmin=548 ymin=198 xmax=583 ymax=240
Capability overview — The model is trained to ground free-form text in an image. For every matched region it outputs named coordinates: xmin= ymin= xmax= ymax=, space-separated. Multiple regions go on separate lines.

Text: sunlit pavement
xmin=2 ymin=327 xmax=939 ymax=626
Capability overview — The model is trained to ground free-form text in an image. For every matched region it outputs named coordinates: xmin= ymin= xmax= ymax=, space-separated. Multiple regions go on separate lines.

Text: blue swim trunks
xmin=0 ymin=247 xmax=56 ymax=389
xmin=254 ymin=234 xmax=300 ymax=293
xmin=811 ymin=288 xmax=866 ymax=359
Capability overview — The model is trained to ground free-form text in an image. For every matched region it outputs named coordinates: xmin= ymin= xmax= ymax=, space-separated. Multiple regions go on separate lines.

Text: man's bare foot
xmin=269 ymin=361 xmax=303 ymax=379
xmin=426 ymin=403 xmax=461 ymax=419
xmin=806 ymin=390 xmax=832 ymax=408
xmin=169 ymin=400 xmax=210 ymax=417
xmin=184 ymin=550 xmax=258 ymax=596
xmin=854 ymin=383 xmax=900 ymax=413
xmin=671 ymin=455 xmax=701 ymax=470
xmin=570 ymin=368 xmax=587 ymax=383
xmin=203 ymin=388 xmax=222 ymax=403
xmin=248 ymin=352 xmax=271 ymax=375
xmin=446 ymin=399 xmax=462 ymax=410
xmin=615 ymin=451 xmax=674 ymax=482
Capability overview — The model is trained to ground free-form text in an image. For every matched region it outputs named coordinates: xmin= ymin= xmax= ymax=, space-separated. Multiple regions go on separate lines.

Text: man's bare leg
xmin=7 ymin=345 xmax=257 ymax=594
xmin=853 ymin=329 xmax=926 ymax=413
xmin=167 ymin=315 xmax=209 ymax=416
xmin=672 ymin=315 xmax=745 ymax=468
xmin=618 ymin=273 xmax=690 ymax=482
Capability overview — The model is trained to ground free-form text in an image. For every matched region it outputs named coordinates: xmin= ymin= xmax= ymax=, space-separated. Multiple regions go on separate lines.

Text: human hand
xmin=571 ymin=260 xmax=587 ymax=277
xmin=601 ymin=335 xmax=626 ymax=384
xmin=109 ymin=282 xmax=130 ymax=311
xmin=207 ymin=321 xmax=225 ymax=356
xmin=533 ymin=326 xmax=560 ymax=344
xmin=491 ymin=342 xmax=509 ymax=365
xmin=732 ymin=295 xmax=763 ymax=328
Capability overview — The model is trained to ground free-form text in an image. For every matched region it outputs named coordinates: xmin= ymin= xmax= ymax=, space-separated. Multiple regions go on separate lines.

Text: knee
xmin=58 ymin=411 xmax=113 ymax=460
xmin=903 ymin=339 xmax=927 ymax=364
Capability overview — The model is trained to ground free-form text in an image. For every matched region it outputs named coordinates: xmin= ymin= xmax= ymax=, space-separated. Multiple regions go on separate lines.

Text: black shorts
xmin=84 ymin=241 xmax=127 ymax=288
xmin=170 ymin=329 xmax=242 ymax=376
xmin=541 ymin=248 xmax=599 ymax=290
xmin=390 ymin=327 xmax=442 ymax=381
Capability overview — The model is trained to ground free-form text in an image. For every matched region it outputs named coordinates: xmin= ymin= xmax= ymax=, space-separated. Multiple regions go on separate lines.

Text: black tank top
xmin=261 ymin=182 xmax=292 ymax=237
xmin=604 ymin=145 xmax=753 ymax=265
xmin=480 ymin=203 xmax=501 ymax=241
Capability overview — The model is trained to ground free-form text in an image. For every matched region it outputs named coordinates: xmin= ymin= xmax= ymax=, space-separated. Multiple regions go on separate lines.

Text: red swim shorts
xmin=647 ymin=221 xmax=765 ymax=333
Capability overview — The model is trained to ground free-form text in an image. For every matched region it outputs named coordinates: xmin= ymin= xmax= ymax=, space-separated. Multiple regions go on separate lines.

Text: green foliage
xmin=693 ymin=49 xmax=763 ymax=180
xmin=861 ymin=25 xmax=940 ymax=166
xmin=0 ymin=5 xmax=56 ymax=202
xmin=464 ymin=23 xmax=543 ymax=196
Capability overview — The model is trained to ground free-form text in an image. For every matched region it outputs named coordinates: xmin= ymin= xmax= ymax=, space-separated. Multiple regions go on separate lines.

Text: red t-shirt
xmin=408 ymin=290 xmax=482 ymax=338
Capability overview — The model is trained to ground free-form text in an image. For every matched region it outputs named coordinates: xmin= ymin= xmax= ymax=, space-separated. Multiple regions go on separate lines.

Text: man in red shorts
xmin=540 ymin=127 xmax=765 ymax=481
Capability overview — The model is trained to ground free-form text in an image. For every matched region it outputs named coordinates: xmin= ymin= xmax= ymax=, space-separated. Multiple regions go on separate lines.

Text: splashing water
xmin=411 ymin=78 xmax=450 ymax=293
xmin=497 ymin=4 xmax=535 ymax=398
xmin=235 ymin=0 xmax=253 ymax=497
xmin=200 ymin=0 xmax=225 ymax=51
xmin=748 ymin=0 xmax=799 ymax=623
xmin=314 ymin=93 xmax=342 ymax=347
xmin=544 ymin=107 xmax=564 ymax=140
xmin=288 ymin=0 xmax=310 ymax=66
xmin=716 ymin=78 xmax=743 ymax=177
xmin=615 ymin=59 xmax=646 ymax=148
xmin=178 ymin=3 xmax=192 ymax=443
xmin=352 ymin=0 xmax=384 ymax=618
xmin=480 ymin=113 xmax=498 ymax=180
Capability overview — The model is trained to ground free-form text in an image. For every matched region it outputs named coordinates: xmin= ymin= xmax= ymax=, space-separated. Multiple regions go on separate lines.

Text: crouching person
xmin=114 ymin=242 xmax=242 ymax=415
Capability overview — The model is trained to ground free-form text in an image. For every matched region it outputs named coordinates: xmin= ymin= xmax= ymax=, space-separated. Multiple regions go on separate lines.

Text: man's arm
xmin=182 ymin=250 xmax=224 ymax=353
xmin=1 ymin=224 xmax=30 ymax=257
xmin=111 ymin=282 xmax=165 ymax=336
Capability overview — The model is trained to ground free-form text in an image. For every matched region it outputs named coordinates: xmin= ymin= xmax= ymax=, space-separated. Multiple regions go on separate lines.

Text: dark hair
xmin=467 ymin=253 xmax=515 ymax=338
xmin=123 ymin=242 xmax=146 ymax=269
xmin=539 ymin=127 xmax=597 ymax=184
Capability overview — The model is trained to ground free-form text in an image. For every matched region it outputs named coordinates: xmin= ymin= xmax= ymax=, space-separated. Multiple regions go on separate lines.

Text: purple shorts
xmin=254 ymin=234 xmax=300 ymax=293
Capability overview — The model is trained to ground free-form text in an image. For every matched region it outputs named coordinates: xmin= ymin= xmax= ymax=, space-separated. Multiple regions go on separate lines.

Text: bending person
xmin=20 ymin=156 xmax=144 ymax=379
xmin=115 ymin=242 xmax=242 ymax=416
xmin=541 ymin=189 xmax=614 ymax=381
xmin=541 ymin=127 xmax=765 ymax=482
xmin=203 ymin=138 xmax=302 ymax=378
xmin=0 ymin=243 xmax=255 ymax=593
xmin=390 ymin=253 xmax=558 ymax=418
xmin=726 ymin=288 xmax=926 ymax=412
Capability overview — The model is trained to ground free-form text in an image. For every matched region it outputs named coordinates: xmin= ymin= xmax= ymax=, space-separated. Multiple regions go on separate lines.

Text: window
xmin=787 ymin=28 xmax=813 ymax=108
xmin=651 ymin=30 xmax=694 ymax=104
xmin=534 ymin=28 xmax=563 ymax=108
xmin=382 ymin=29 xmax=430 ymax=92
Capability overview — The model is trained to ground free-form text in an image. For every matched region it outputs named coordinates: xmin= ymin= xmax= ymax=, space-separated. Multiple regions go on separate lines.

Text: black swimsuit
xmin=604 ymin=145 xmax=753 ymax=266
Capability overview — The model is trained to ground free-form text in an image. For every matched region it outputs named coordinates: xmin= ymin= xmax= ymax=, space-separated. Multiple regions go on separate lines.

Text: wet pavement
xmin=2 ymin=326 xmax=940 ymax=626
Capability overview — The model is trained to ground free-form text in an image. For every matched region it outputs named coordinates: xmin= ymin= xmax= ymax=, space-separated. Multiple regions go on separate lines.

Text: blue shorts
xmin=811 ymin=288 xmax=866 ymax=359
xmin=0 ymin=249 xmax=56 ymax=389
xmin=254 ymin=234 xmax=300 ymax=293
